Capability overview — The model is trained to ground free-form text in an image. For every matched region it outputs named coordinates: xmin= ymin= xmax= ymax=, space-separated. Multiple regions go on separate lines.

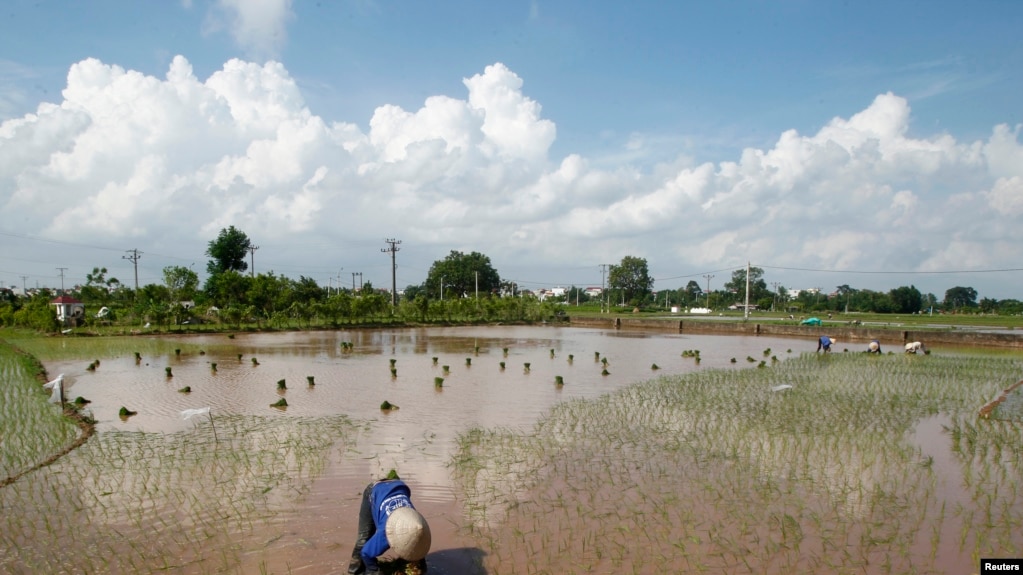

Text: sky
xmin=1 ymin=0 xmax=1022 ymax=301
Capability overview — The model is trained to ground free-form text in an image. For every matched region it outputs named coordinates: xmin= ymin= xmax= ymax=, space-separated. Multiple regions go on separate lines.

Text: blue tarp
xmin=800 ymin=317 xmax=822 ymax=326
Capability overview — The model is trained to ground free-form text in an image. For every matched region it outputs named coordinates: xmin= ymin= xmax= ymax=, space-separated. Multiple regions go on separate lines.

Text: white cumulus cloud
xmin=1 ymin=56 xmax=1022 ymax=298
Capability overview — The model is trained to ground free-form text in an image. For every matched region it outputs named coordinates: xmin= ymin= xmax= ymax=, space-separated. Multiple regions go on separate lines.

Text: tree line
xmin=2 ymin=227 xmax=1019 ymax=332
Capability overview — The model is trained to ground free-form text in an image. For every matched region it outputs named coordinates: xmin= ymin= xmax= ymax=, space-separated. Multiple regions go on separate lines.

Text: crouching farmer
xmin=349 ymin=475 xmax=431 ymax=574
xmin=904 ymin=341 xmax=927 ymax=354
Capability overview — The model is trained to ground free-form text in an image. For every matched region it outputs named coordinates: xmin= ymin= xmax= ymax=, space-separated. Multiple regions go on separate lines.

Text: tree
xmin=724 ymin=266 xmax=769 ymax=306
xmin=683 ymin=281 xmax=702 ymax=305
xmin=944 ymin=286 xmax=978 ymax=310
xmin=79 ymin=267 xmax=120 ymax=304
xmin=889 ymin=285 xmax=923 ymax=314
xmin=206 ymin=226 xmax=252 ymax=275
xmin=425 ymin=251 xmax=501 ymax=300
xmin=608 ymin=256 xmax=653 ymax=306
xmin=163 ymin=266 xmax=199 ymax=302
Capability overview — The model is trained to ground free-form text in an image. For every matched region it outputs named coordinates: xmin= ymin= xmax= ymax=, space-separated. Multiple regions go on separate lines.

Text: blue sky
xmin=2 ymin=0 xmax=1022 ymax=301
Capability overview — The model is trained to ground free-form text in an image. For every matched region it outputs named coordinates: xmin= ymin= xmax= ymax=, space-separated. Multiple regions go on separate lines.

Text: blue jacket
xmin=361 ymin=480 xmax=416 ymax=569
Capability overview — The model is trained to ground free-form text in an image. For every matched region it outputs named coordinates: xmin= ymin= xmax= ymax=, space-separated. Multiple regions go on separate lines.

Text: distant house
xmin=52 ymin=295 xmax=85 ymax=326
xmin=585 ymin=287 xmax=603 ymax=297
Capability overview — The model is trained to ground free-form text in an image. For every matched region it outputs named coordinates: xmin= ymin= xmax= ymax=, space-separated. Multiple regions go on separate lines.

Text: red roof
xmin=51 ymin=295 xmax=83 ymax=304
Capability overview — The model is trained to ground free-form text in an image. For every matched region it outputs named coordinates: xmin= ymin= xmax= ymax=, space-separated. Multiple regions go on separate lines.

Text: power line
xmin=760 ymin=264 xmax=1023 ymax=275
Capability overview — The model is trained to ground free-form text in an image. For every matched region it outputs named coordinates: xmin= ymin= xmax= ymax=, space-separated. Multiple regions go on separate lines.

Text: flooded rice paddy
xmin=2 ymin=325 xmax=1022 ymax=574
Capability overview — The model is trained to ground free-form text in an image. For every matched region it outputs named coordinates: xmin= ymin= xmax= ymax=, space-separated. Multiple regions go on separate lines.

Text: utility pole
xmin=248 ymin=245 xmax=260 ymax=277
xmin=744 ymin=261 xmax=751 ymax=321
xmin=337 ymin=268 xmax=344 ymax=295
xmin=56 ymin=267 xmax=67 ymax=295
xmin=599 ymin=264 xmax=610 ymax=314
xmin=381 ymin=238 xmax=401 ymax=306
xmin=352 ymin=272 xmax=357 ymax=291
xmin=703 ymin=274 xmax=714 ymax=309
xmin=20 ymin=275 xmax=28 ymax=297
xmin=123 ymin=249 xmax=142 ymax=293
xmin=771 ymin=282 xmax=780 ymax=312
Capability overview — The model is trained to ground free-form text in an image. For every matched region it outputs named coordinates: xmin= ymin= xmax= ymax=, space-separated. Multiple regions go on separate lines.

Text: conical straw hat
xmin=385 ymin=507 xmax=431 ymax=561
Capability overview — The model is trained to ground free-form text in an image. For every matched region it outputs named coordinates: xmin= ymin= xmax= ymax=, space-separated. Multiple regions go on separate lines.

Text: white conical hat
xmin=385 ymin=507 xmax=431 ymax=561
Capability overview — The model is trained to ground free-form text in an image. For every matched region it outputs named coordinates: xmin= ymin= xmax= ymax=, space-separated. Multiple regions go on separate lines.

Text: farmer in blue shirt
xmin=348 ymin=475 xmax=431 ymax=574
xmin=816 ymin=335 xmax=836 ymax=353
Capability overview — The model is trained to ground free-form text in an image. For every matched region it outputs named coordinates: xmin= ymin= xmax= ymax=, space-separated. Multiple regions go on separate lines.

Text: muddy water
xmin=41 ymin=326 xmax=817 ymax=574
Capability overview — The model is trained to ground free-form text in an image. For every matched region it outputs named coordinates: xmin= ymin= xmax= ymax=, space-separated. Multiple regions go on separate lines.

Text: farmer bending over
xmin=867 ymin=340 xmax=882 ymax=354
xmin=904 ymin=341 xmax=927 ymax=354
xmin=349 ymin=472 xmax=431 ymax=574
xmin=817 ymin=336 xmax=836 ymax=353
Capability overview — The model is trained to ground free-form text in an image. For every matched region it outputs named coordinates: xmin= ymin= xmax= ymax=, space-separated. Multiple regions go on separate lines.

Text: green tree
xmin=163 ymin=266 xmax=199 ymax=302
xmin=204 ymin=270 xmax=252 ymax=307
xmin=79 ymin=267 xmax=120 ymax=304
xmin=944 ymin=286 xmax=978 ymax=310
xmin=425 ymin=251 xmax=501 ymax=300
xmin=724 ymin=266 xmax=769 ymax=306
xmin=291 ymin=276 xmax=325 ymax=304
xmin=608 ymin=256 xmax=653 ymax=306
xmin=889 ymin=285 xmax=923 ymax=314
xmin=206 ymin=226 xmax=252 ymax=275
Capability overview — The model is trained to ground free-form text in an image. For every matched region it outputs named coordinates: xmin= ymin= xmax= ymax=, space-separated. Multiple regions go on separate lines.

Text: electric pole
xmin=56 ymin=267 xmax=67 ymax=295
xmin=20 ymin=275 xmax=28 ymax=297
xmin=599 ymin=264 xmax=610 ymax=313
xmin=248 ymin=245 xmax=260 ymax=277
xmin=744 ymin=261 xmax=751 ymax=320
xmin=771 ymin=282 xmax=780 ymax=312
xmin=381 ymin=238 xmax=401 ymax=306
xmin=703 ymin=274 xmax=715 ymax=309
xmin=123 ymin=249 xmax=142 ymax=293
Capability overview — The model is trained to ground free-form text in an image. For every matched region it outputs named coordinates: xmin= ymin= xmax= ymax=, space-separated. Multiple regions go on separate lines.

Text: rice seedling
xmin=524 ymin=363 xmax=531 ymax=373
xmin=390 ymin=358 xmax=397 ymax=367
xmin=452 ymin=352 xmax=1023 ymax=574
xmin=118 ymin=407 xmax=137 ymax=417
xmin=211 ymin=362 xmax=217 ymax=372
xmin=466 ymin=358 xmax=472 ymax=366
xmin=178 ymin=386 xmax=191 ymax=394
xmin=651 ymin=364 xmax=660 ymax=370
xmin=165 ymin=367 xmax=173 ymax=377
xmin=380 ymin=400 xmax=398 ymax=411
xmin=277 ymin=379 xmax=287 ymax=390
xmin=432 ymin=357 xmax=438 ymax=365
xmin=435 ymin=377 xmax=444 ymax=388
xmin=555 ymin=376 xmax=564 ymax=386
xmin=252 ymin=357 xmax=260 ymax=366
xmin=307 ymin=376 xmax=314 ymax=386
xmin=270 ymin=398 xmax=288 ymax=408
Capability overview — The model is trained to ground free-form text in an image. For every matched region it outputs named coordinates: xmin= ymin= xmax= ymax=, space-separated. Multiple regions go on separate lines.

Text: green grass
xmin=0 ymin=339 xmax=80 ymax=481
